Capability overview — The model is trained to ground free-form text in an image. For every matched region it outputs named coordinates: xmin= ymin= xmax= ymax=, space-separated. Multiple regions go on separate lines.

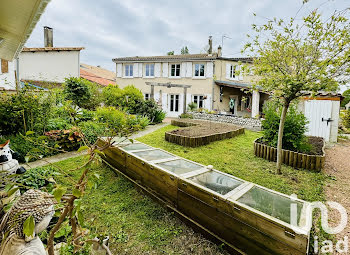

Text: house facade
xmin=113 ymin=47 xmax=269 ymax=118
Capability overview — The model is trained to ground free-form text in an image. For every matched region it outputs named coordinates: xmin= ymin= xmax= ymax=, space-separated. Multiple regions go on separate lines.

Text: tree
xmin=181 ymin=46 xmax=189 ymax=55
xmin=167 ymin=51 xmax=174 ymax=55
xmin=244 ymin=8 xmax=350 ymax=174
xmin=341 ymin=88 xmax=350 ymax=107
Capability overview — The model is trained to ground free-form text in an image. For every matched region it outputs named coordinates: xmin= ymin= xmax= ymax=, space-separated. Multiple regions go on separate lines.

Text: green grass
xmin=38 ymin=155 xmax=228 ymax=255
xmin=138 ymin=125 xmax=327 ymax=202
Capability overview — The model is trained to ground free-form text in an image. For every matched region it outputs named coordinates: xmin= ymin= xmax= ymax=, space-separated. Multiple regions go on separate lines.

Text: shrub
xmin=79 ymin=121 xmax=106 ymax=144
xmin=47 ymin=118 xmax=72 ymax=130
xmin=45 ymin=127 xmax=83 ymax=151
xmin=102 ymin=84 xmax=143 ymax=112
xmin=0 ymin=89 xmax=55 ymax=135
xmin=187 ymin=102 xmax=197 ymax=111
xmin=343 ymin=109 xmax=350 ymax=129
xmin=262 ymin=100 xmax=309 ymax=151
xmin=16 ymin=166 xmax=58 ymax=190
xmin=135 ymin=100 xmax=166 ymax=123
xmin=96 ymin=106 xmax=126 ymax=133
xmin=179 ymin=113 xmax=193 ymax=119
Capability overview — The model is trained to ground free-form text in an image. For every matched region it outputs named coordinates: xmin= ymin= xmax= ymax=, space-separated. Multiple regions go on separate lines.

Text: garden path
xmin=324 ymin=139 xmax=350 ymax=251
xmin=21 ymin=122 xmax=169 ymax=169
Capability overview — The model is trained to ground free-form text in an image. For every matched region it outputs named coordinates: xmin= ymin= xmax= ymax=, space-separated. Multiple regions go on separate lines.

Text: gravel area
xmin=324 ymin=139 xmax=350 ymax=250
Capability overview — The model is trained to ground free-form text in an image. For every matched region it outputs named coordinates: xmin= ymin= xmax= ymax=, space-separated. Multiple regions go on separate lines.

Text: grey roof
xmin=113 ymin=53 xmax=253 ymax=63
xmin=215 ymin=80 xmax=264 ymax=91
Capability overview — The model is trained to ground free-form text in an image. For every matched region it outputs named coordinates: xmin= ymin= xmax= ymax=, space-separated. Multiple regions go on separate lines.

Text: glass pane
xmin=122 ymin=143 xmax=152 ymax=151
xmin=156 ymin=159 xmax=203 ymax=175
xmin=200 ymin=64 xmax=205 ymax=76
xmin=189 ymin=171 xmax=243 ymax=195
xmin=130 ymin=65 xmax=133 ymax=76
xmin=150 ymin=64 xmax=154 ymax=76
xmin=237 ymin=186 xmax=304 ymax=224
xmin=171 ymin=65 xmax=175 ymax=76
xmin=133 ymin=149 xmax=176 ymax=161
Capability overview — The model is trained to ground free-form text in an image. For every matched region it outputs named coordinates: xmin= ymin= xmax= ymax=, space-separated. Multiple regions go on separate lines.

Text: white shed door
xmin=304 ymin=100 xmax=332 ymax=141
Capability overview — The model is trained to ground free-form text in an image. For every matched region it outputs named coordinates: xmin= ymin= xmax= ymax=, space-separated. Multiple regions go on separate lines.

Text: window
xmin=193 ymin=95 xmax=204 ymax=108
xmin=230 ymin=65 xmax=236 ymax=79
xmin=145 ymin=64 xmax=154 ymax=77
xmin=170 ymin=94 xmax=179 ymax=112
xmin=194 ymin=63 xmax=205 ymax=77
xmin=125 ymin=64 xmax=133 ymax=77
xmin=170 ymin=64 xmax=181 ymax=77
xmin=144 ymin=93 xmax=150 ymax=100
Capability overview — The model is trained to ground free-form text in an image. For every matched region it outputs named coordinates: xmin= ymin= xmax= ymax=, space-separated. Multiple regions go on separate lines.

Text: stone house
xmin=113 ymin=37 xmax=269 ymax=118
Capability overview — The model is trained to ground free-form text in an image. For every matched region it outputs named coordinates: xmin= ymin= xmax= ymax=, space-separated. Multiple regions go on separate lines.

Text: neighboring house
xmin=113 ymin=37 xmax=269 ymax=118
xmin=80 ymin=63 xmax=116 ymax=86
xmin=0 ymin=0 xmax=51 ymax=90
xmin=1 ymin=26 xmax=84 ymax=90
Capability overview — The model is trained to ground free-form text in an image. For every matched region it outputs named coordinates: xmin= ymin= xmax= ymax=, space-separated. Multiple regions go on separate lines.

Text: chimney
xmin=208 ymin=36 xmax=213 ymax=54
xmin=217 ymin=45 xmax=222 ymax=57
xmin=44 ymin=26 xmax=53 ymax=47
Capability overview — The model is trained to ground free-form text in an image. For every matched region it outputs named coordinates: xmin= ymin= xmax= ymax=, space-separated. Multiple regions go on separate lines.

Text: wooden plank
xmin=315 ymin=156 xmax=321 ymax=171
xmin=1 ymin=59 xmax=8 ymax=73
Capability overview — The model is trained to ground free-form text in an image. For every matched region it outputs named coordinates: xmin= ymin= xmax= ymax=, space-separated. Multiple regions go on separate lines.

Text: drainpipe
xmin=211 ymin=61 xmax=215 ymax=110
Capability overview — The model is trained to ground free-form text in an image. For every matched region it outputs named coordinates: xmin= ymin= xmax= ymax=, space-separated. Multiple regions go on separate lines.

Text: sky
xmin=26 ymin=0 xmax=349 ymax=75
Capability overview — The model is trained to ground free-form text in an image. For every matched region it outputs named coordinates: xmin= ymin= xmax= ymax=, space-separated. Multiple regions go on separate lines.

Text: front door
xmin=304 ymin=100 xmax=332 ymax=141
xmin=169 ymin=94 xmax=180 ymax=116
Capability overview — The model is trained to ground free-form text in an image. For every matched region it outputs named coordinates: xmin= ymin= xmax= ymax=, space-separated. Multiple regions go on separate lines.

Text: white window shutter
xmin=133 ymin=63 xmax=139 ymax=77
xmin=155 ymin=63 xmax=161 ymax=77
xmin=206 ymin=62 xmax=213 ymax=78
xmin=185 ymin=62 xmax=192 ymax=77
xmin=116 ymin=64 xmax=122 ymax=77
xmin=225 ymin=63 xmax=231 ymax=79
xmin=181 ymin=63 xmax=186 ymax=77
xmin=162 ymin=63 xmax=168 ymax=77
xmin=138 ymin=63 xmax=143 ymax=77
xmin=239 ymin=65 xmax=243 ymax=80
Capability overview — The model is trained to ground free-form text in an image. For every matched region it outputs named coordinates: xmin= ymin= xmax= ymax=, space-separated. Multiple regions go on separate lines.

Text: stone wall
xmin=189 ymin=112 xmax=262 ymax=131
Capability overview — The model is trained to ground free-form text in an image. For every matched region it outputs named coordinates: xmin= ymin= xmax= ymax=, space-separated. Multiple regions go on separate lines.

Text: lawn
xmin=138 ymin=125 xmax=327 ymax=202
xmin=41 ymin=155 xmax=228 ymax=255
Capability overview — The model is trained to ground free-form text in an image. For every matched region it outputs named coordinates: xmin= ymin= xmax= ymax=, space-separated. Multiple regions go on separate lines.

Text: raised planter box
xmin=98 ymin=138 xmax=312 ymax=255
xmin=165 ymin=119 xmax=245 ymax=147
xmin=254 ymin=137 xmax=325 ymax=171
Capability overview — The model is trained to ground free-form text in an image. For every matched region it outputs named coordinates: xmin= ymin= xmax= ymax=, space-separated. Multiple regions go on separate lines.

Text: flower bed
xmin=165 ymin=119 xmax=244 ymax=147
xmin=254 ymin=137 xmax=326 ymax=171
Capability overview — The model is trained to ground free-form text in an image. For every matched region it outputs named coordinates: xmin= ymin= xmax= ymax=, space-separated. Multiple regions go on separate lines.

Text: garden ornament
xmin=0 ymin=140 xmax=26 ymax=176
xmin=0 ymin=189 xmax=55 ymax=255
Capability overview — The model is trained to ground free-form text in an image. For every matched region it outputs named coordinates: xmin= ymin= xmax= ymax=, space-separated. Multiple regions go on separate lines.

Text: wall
xmin=214 ymin=59 xmax=255 ymax=84
xmin=0 ymin=60 xmax=16 ymax=90
xmin=18 ymin=50 xmax=80 ymax=83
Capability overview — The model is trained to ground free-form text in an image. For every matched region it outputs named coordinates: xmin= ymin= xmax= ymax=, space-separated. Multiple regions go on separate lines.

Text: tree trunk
xmin=276 ymin=100 xmax=289 ymax=174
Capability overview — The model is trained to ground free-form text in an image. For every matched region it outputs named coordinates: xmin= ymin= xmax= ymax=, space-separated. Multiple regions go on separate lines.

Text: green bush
xmin=179 ymin=113 xmax=193 ymax=119
xmin=45 ymin=127 xmax=83 ymax=151
xmin=79 ymin=121 xmax=106 ymax=144
xmin=0 ymin=89 xmax=55 ymax=135
xmin=262 ymin=100 xmax=309 ymax=151
xmin=63 ymin=78 xmax=102 ymax=110
xmin=47 ymin=118 xmax=72 ymax=130
xmin=0 ymin=134 xmax=58 ymax=163
xmin=102 ymin=84 xmax=143 ymax=112
xmin=187 ymin=102 xmax=197 ymax=111
xmin=343 ymin=109 xmax=350 ymax=129
xmin=96 ymin=106 xmax=126 ymax=133
xmin=135 ymin=100 xmax=166 ymax=123
xmin=17 ymin=166 xmax=58 ymax=190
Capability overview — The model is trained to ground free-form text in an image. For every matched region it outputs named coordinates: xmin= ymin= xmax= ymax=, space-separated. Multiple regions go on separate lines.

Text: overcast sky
xmin=26 ymin=0 xmax=349 ymax=73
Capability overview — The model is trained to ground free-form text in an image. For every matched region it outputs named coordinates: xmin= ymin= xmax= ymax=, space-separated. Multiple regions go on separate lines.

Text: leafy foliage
xmin=134 ymin=100 xmax=166 ymax=124
xmin=341 ymin=89 xmax=350 ymax=107
xmin=262 ymin=101 xmax=309 ymax=151
xmin=181 ymin=46 xmax=189 ymax=55
xmin=45 ymin=127 xmax=83 ymax=151
xmin=342 ymin=109 xmax=350 ymax=129
xmin=63 ymin=78 xmax=102 ymax=110
xmin=187 ymin=102 xmax=197 ymax=111
xmin=17 ymin=166 xmax=58 ymax=190
xmin=78 ymin=121 xmax=106 ymax=145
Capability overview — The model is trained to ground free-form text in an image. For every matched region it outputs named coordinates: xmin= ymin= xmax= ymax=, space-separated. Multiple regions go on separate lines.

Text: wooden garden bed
xmin=166 ymin=119 xmax=245 ymax=147
xmin=97 ymin=138 xmax=312 ymax=255
xmin=254 ymin=137 xmax=326 ymax=171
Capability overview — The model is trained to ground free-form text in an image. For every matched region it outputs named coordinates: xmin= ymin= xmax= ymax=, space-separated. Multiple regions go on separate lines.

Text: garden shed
xmin=298 ymin=92 xmax=343 ymax=143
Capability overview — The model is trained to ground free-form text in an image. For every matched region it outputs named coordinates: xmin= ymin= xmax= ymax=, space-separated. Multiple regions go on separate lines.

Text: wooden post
xmin=150 ymin=85 xmax=155 ymax=100
xmin=183 ymin=87 xmax=187 ymax=114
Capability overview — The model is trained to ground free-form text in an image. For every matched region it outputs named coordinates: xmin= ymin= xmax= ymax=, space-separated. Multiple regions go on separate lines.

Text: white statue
xmin=0 ymin=140 xmax=26 ymax=175
xmin=0 ymin=189 xmax=55 ymax=255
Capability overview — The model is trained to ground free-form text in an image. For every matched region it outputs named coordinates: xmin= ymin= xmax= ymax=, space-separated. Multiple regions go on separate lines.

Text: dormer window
xmin=145 ymin=64 xmax=154 ymax=77
xmin=194 ymin=63 xmax=205 ymax=77
xmin=125 ymin=64 xmax=133 ymax=77
xmin=170 ymin=64 xmax=181 ymax=77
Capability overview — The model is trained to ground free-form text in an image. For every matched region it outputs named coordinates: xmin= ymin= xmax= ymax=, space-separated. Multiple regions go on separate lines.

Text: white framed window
xmin=170 ymin=64 xmax=181 ymax=77
xmin=144 ymin=93 xmax=150 ymax=100
xmin=194 ymin=63 xmax=205 ymax=77
xmin=170 ymin=94 xmax=180 ymax=112
xmin=145 ymin=64 xmax=154 ymax=77
xmin=230 ymin=65 xmax=237 ymax=79
xmin=124 ymin=64 xmax=133 ymax=77
xmin=193 ymin=95 xmax=204 ymax=108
